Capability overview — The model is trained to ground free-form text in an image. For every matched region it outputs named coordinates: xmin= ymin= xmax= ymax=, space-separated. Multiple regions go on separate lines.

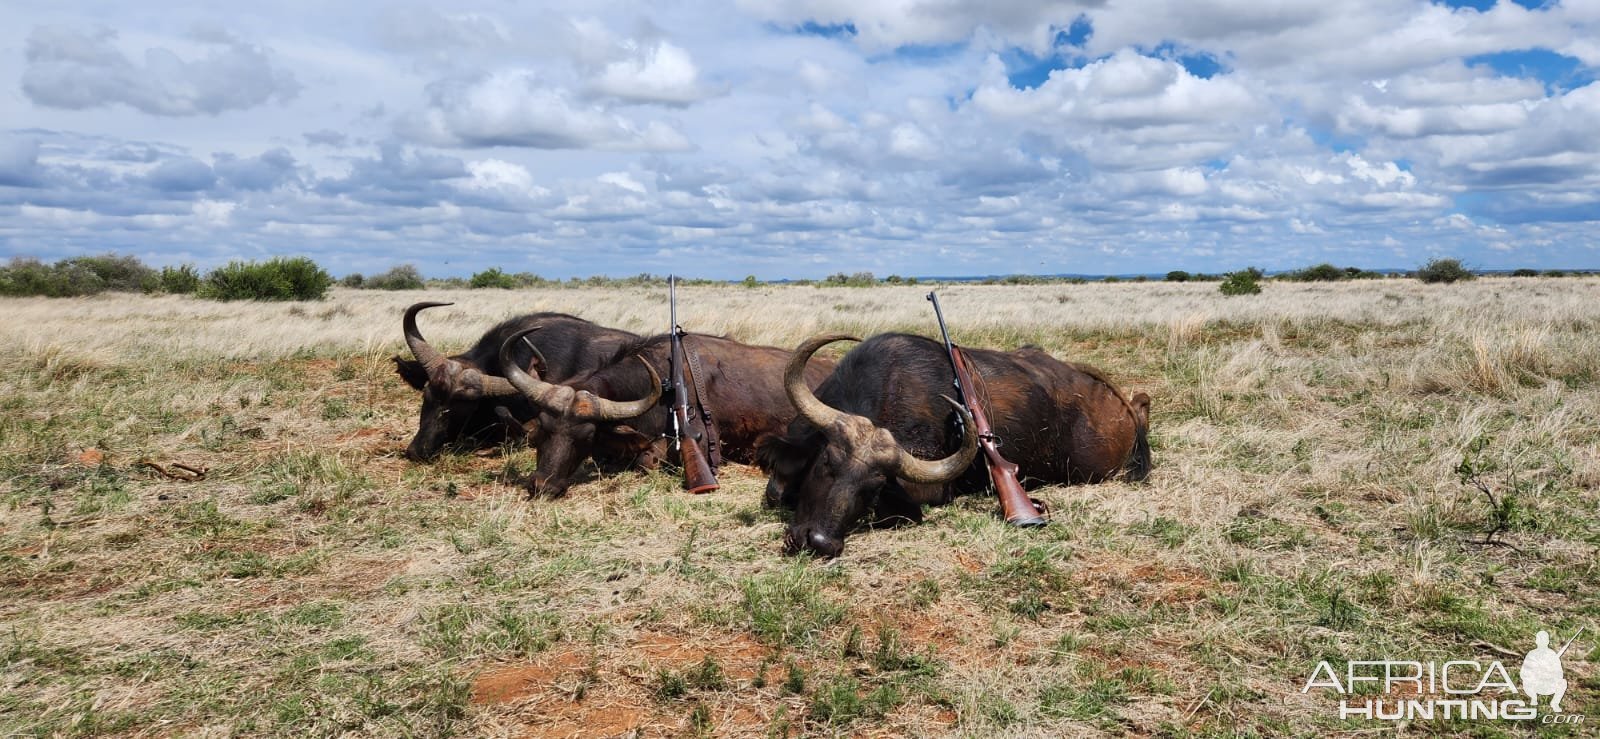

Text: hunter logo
xmin=1303 ymin=629 xmax=1585 ymax=725
xmin=1522 ymin=630 xmax=1570 ymax=713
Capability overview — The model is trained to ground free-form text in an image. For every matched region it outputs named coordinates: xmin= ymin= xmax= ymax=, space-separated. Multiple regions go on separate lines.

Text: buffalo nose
xmin=763 ymin=481 xmax=787 ymax=509
xmin=528 ymin=476 xmax=567 ymax=499
xmin=805 ymin=529 xmax=844 ymax=559
xmin=404 ymin=444 xmax=432 ymax=463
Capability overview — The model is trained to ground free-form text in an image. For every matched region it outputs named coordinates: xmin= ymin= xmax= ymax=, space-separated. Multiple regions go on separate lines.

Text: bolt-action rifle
xmin=927 ymin=291 xmax=1046 ymax=527
xmin=668 ymin=276 xmax=719 ymax=493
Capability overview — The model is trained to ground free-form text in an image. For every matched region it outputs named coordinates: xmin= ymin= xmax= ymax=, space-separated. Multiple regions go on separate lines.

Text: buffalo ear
xmin=393 ymin=356 xmax=428 ymax=390
xmin=596 ymin=425 xmax=665 ymax=469
xmin=601 ymin=424 xmax=653 ymax=448
xmin=755 ymin=432 xmax=805 ymax=476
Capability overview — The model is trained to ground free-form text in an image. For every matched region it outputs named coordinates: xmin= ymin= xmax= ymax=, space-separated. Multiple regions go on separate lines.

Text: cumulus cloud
xmin=588 ymin=40 xmax=715 ymax=105
xmin=142 ymin=156 xmax=216 ymax=192
xmin=401 ymin=71 xmax=692 ymax=150
xmin=971 ymin=51 xmax=1263 ymax=171
xmin=212 ymin=149 xmax=300 ymax=191
xmin=21 ymin=26 xmax=300 ymax=116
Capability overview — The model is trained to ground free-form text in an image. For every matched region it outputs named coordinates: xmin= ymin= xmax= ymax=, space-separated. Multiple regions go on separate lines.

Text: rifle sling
xmin=682 ymin=336 xmax=722 ymax=469
xmin=951 ymin=346 xmax=1001 ymax=446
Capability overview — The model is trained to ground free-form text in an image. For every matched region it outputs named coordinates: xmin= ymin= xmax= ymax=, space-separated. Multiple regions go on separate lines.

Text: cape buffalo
xmin=498 ymin=330 xmax=837 ymax=498
xmin=393 ymin=302 xmax=638 ymax=461
xmin=760 ymin=333 xmax=1152 ymax=558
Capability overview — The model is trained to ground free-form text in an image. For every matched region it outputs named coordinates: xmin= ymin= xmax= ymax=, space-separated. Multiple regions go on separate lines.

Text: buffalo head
xmin=393 ymin=302 xmax=526 ymax=461
xmin=499 ymin=328 xmax=662 ymax=497
xmin=767 ymin=334 xmax=976 ymax=558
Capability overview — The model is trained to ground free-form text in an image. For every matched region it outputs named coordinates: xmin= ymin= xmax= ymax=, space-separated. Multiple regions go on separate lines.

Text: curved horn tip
xmin=403 ymin=302 xmax=456 ymax=372
xmin=891 ymin=395 xmax=978 ymax=484
xmin=580 ymin=357 xmax=662 ymax=421
xmin=499 ymin=328 xmax=544 ymax=379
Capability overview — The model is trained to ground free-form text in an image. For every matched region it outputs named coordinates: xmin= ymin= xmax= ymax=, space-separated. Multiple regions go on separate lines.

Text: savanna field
xmin=3 ymin=279 xmax=1598 ymax=737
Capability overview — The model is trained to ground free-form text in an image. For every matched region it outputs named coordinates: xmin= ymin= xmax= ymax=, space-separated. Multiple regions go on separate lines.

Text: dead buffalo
xmin=393 ymin=302 xmax=638 ymax=461
xmin=499 ymin=330 xmax=836 ymax=498
xmin=760 ymin=333 xmax=1152 ymax=558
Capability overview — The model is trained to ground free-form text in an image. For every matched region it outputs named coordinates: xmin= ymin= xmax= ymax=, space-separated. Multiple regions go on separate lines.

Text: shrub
xmin=743 ymin=275 xmax=760 ymax=288
xmin=1219 ymin=269 xmax=1262 ymax=296
xmin=364 ymin=264 xmax=425 ymax=290
xmin=1415 ymin=258 xmax=1474 ymax=284
xmin=1164 ymin=270 xmax=1191 ymax=282
xmin=1544 ymin=269 xmax=1567 ymax=278
xmin=0 ymin=254 xmax=162 ymax=297
xmin=1102 ymin=276 xmax=1122 ymax=283
xmin=470 ymin=267 xmax=519 ymax=289
xmin=1510 ymin=268 xmax=1539 ymax=277
xmin=821 ymin=272 xmax=877 ymax=287
xmin=158 ymin=264 xmax=201 ymax=294
xmin=1283 ymin=263 xmax=1345 ymax=282
xmin=63 ymin=254 xmax=158 ymax=292
xmin=340 ymin=273 xmax=365 ymax=288
xmin=200 ymin=257 xmax=332 ymax=301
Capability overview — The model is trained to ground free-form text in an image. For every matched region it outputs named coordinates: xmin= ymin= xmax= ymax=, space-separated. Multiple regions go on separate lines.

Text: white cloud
xmin=589 ymin=40 xmax=713 ymax=105
xmin=21 ymin=26 xmax=300 ymax=116
xmin=401 ymin=71 xmax=692 ymax=151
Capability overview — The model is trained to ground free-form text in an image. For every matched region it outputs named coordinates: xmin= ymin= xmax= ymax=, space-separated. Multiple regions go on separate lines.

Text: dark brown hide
xmin=505 ymin=333 xmax=835 ymax=498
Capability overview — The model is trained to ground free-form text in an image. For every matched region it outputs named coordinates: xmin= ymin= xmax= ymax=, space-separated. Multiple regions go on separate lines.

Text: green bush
xmin=821 ymin=271 xmax=877 ymax=287
xmin=0 ymin=253 xmax=160 ymax=297
xmin=1219 ymin=269 xmax=1262 ymax=296
xmin=200 ymin=257 xmax=332 ymax=301
xmin=364 ymin=264 xmax=425 ymax=290
xmin=470 ymin=267 xmax=519 ymax=289
xmin=65 ymin=254 xmax=158 ymax=292
xmin=1415 ymin=258 xmax=1474 ymax=284
xmin=1544 ymin=269 xmax=1567 ymax=278
xmin=1511 ymin=268 xmax=1539 ymax=277
xmin=0 ymin=258 xmax=79 ymax=297
xmin=1283 ymin=263 xmax=1345 ymax=282
xmin=158 ymin=264 xmax=201 ymax=294
xmin=1164 ymin=270 xmax=1191 ymax=282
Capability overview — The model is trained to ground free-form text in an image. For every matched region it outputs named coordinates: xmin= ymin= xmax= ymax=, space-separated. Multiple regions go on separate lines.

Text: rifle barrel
xmin=1558 ymin=626 xmax=1584 ymax=656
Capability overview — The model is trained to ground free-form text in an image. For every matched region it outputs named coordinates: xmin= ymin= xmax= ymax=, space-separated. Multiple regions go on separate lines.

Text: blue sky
xmin=2 ymin=0 xmax=1598 ymax=279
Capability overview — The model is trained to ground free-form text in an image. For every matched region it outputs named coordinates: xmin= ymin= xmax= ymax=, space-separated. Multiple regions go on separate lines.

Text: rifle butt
xmin=988 ymin=451 xmax=1045 ymax=527
xmin=679 ymin=427 xmax=720 ymax=494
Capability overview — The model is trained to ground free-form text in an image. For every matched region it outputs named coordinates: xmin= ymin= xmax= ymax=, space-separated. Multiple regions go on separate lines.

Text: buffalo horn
xmin=403 ymin=301 xmax=454 ymax=378
xmin=574 ymin=356 xmax=662 ymax=421
xmin=785 ymin=334 xmax=860 ymax=430
xmin=499 ymin=328 xmax=569 ymax=410
xmin=892 ymin=395 xmax=979 ymax=483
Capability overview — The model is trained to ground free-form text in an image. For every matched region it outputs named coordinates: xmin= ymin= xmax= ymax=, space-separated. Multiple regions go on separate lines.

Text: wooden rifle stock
xmin=951 ymin=347 xmax=1045 ymax=527
xmin=675 ymin=399 xmax=719 ymax=494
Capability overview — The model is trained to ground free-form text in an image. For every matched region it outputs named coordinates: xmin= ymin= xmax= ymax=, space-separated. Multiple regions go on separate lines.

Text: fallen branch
xmin=140 ymin=460 xmax=207 ymax=481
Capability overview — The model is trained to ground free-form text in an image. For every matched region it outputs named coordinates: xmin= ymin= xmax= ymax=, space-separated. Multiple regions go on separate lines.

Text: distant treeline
xmin=1 ymin=254 xmax=1594 ymax=301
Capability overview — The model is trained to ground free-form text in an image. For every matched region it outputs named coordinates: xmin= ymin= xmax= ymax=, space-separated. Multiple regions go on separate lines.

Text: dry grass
xmin=2 ymin=277 xmax=1598 ymax=737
